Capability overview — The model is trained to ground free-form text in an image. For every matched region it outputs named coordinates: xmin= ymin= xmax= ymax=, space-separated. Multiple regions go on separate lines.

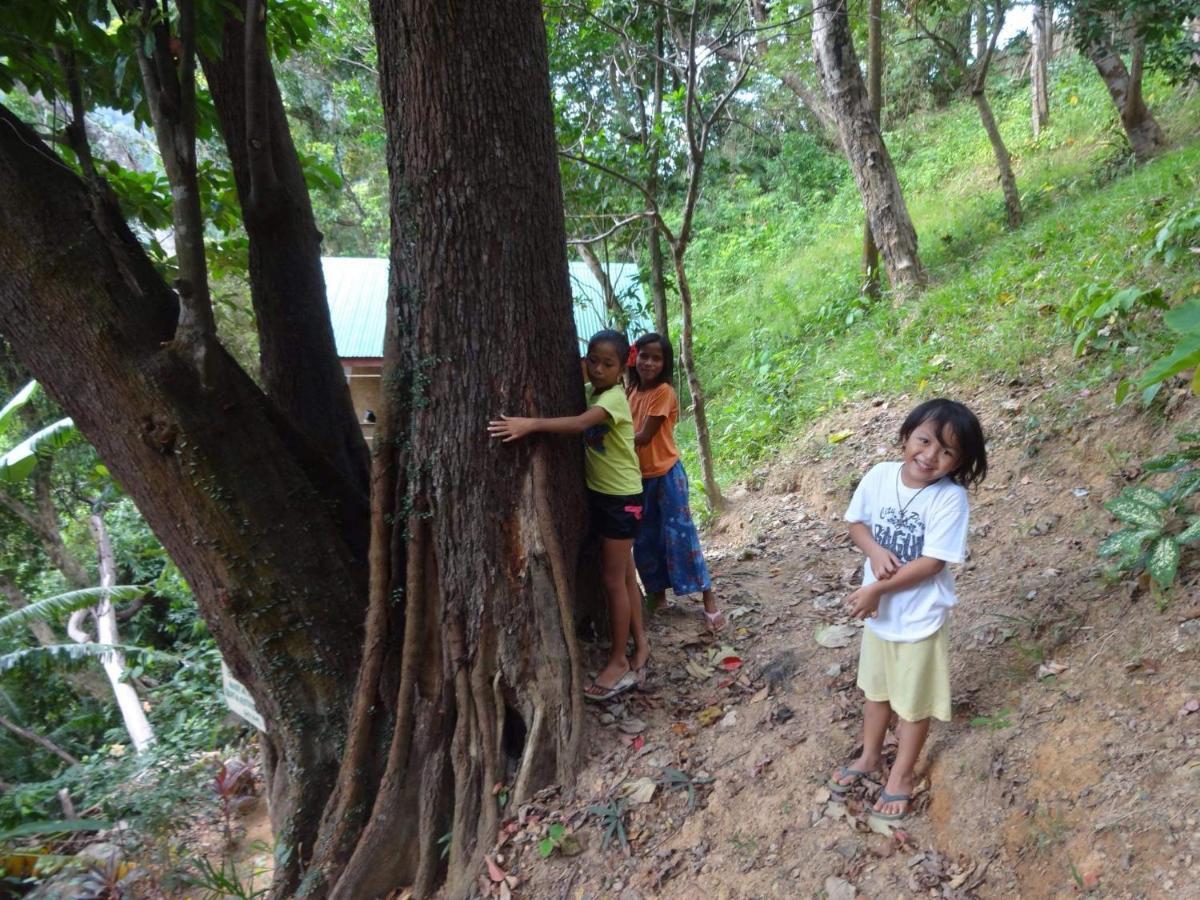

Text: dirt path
xmin=496 ymin=380 xmax=1200 ymax=900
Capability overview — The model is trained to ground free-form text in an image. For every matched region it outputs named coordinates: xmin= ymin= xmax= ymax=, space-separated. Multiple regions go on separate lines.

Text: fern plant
xmin=1099 ymin=432 xmax=1200 ymax=588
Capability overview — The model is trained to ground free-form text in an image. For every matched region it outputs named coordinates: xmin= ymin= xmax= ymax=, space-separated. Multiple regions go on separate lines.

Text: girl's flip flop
xmin=703 ymin=609 xmax=727 ymax=633
xmin=826 ymin=765 xmax=872 ymax=794
xmin=583 ymin=669 xmax=639 ymax=702
xmin=868 ymin=791 xmax=911 ymax=821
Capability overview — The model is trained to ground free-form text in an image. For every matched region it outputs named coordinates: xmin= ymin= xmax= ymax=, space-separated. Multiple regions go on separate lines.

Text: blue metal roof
xmin=323 ymin=257 xmax=650 ymax=359
xmin=323 ymin=257 xmax=389 ymax=359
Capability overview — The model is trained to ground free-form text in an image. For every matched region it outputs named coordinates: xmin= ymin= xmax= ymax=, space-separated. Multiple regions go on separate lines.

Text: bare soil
xmin=490 ymin=375 xmax=1200 ymax=900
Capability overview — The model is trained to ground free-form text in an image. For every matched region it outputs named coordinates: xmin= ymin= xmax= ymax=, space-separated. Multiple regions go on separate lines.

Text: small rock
xmin=719 ymin=710 xmax=738 ymax=730
xmin=618 ymin=717 xmax=647 ymax=735
xmin=867 ymin=834 xmax=896 ymax=857
xmin=825 ymin=663 xmax=842 ymax=677
xmin=599 ymin=713 xmax=615 ymax=725
xmin=823 ymin=875 xmax=857 ymax=900
xmin=738 ymin=546 xmax=762 ymax=561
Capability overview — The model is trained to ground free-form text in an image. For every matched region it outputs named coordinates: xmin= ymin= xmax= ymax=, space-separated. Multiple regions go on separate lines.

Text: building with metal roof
xmin=324 ymin=257 xmax=650 ymax=443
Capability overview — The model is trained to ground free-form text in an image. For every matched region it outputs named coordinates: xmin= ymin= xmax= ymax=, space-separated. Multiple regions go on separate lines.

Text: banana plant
xmin=0 ymin=381 xmax=76 ymax=483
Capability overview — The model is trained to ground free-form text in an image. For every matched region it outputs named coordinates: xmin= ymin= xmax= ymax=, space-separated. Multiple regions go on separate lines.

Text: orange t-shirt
xmin=627 ymin=382 xmax=680 ymax=479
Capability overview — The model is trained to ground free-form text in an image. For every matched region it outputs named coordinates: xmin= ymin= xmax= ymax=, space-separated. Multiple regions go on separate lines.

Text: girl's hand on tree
xmin=488 ymin=415 xmax=534 ymax=442
xmin=867 ymin=547 xmax=901 ymax=580
xmin=845 ymin=583 xmax=882 ymax=619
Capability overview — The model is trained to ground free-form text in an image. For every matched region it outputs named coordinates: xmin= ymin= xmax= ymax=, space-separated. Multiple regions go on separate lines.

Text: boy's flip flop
xmin=868 ymin=791 xmax=911 ymax=821
xmin=584 ymin=669 xmax=638 ymax=702
xmin=827 ymin=765 xmax=872 ymax=794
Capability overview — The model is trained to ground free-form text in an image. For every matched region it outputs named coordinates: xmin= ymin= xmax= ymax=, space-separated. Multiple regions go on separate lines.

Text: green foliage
xmin=537 ymin=822 xmax=572 ymax=858
xmin=0 ymin=586 xmax=145 ymax=637
xmin=1061 ymin=285 xmax=1166 ymax=357
xmin=1099 ymin=433 xmax=1200 ymax=588
xmin=586 ymin=798 xmax=628 ymax=852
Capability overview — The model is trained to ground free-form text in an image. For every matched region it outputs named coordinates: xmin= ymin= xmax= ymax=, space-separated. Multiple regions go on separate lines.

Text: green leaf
xmin=1142 ymin=452 xmax=1184 ymax=472
xmin=0 ymin=380 xmax=39 ymax=433
xmin=1103 ymin=494 xmax=1165 ymax=530
xmin=1138 ymin=338 xmax=1200 ymax=390
xmin=0 ymin=585 xmax=146 ymax=637
xmin=1168 ymin=470 xmax=1200 ymax=503
xmin=0 ymin=643 xmax=178 ymax=674
xmin=1097 ymin=528 xmax=1157 ymax=558
xmin=0 ymin=417 xmax=76 ymax=482
xmin=1176 ymin=517 xmax=1200 ymax=545
xmin=1121 ymin=486 xmax=1170 ymax=510
xmin=1146 ymin=535 xmax=1181 ymax=587
xmin=1164 ymin=299 xmax=1200 ymax=335
xmin=1114 ymin=379 xmax=1131 ymax=405
xmin=0 ymin=819 xmax=112 ymax=841
xmin=538 ymin=837 xmax=555 ymax=858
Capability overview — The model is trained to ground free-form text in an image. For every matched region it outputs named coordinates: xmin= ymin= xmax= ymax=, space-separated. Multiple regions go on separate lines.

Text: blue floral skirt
xmin=633 ymin=460 xmax=712 ymax=596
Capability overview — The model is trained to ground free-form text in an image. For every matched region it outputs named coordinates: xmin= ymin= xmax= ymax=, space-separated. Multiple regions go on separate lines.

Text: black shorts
xmin=588 ymin=489 xmax=643 ymax=540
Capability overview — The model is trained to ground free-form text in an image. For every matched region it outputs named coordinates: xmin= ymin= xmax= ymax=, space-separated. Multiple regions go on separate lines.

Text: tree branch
xmin=566 ymin=212 xmax=651 ymax=244
xmin=0 ymin=714 xmax=80 ymax=767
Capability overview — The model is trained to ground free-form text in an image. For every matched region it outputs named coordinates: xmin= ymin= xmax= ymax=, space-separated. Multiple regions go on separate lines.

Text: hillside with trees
xmin=0 ymin=0 xmax=1198 ymax=897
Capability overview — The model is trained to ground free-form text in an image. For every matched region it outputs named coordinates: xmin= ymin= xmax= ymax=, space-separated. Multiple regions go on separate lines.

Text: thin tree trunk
xmin=577 ymin=241 xmax=621 ymax=324
xmin=647 ymin=225 xmax=669 ymax=336
xmin=673 ymin=252 xmax=722 ymax=509
xmin=862 ymin=0 xmax=883 ymax=296
xmin=1031 ymin=0 xmax=1051 ymax=137
xmin=1084 ymin=35 xmax=1167 ymax=161
xmin=975 ymin=2 xmax=987 ymax=62
xmin=86 ymin=510 xmax=155 ymax=754
xmin=813 ymin=0 xmax=926 ymax=289
xmin=779 ymin=71 xmax=843 ymax=147
xmin=0 ymin=714 xmax=80 ymax=767
xmin=972 ymin=1 xmax=1022 ymax=229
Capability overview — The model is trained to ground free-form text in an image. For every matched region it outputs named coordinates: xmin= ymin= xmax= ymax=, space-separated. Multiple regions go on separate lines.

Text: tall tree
xmin=1031 ymin=0 xmax=1053 ymax=137
xmin=911 ymin=0 xmax=1023 ymax=228
xmin=862 ymin=0 xmax=884 ymax=296
xmin=813 ymin=0 xmax=927 ymax=288
xmin=0 ymin=1 xmax=588 ymax=897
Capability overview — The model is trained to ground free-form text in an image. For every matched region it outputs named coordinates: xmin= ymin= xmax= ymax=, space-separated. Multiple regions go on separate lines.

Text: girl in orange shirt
xmin=627 ymin=333 xmax=724 ymax=632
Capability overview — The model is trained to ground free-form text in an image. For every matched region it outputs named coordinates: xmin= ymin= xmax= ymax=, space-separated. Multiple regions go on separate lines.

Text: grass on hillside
xmin=677 ymin=56 xmax=1200 ymax=489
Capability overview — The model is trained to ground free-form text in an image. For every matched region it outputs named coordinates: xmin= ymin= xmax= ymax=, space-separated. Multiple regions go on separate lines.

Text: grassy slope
xmin=679 ymin=56 xmax=1200 ymax=487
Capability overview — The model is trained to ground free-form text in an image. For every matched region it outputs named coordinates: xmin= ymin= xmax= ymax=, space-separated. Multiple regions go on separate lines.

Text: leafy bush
xmin=1099 ymin=432 xmax=1200 ymax=588
xmin=1061 ymin=284 xmax=1166 ymax=357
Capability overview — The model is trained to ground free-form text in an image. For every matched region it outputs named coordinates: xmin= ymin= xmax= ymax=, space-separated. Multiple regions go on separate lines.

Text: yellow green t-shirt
xmin=584 ymin=384 xmax=644 ymax=496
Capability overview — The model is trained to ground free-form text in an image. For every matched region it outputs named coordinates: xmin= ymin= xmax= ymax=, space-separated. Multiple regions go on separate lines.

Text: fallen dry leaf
xmin=671 ymin=721 xmax=694 ymax=737
xmin=717 ymin=655 xmax=744 ymax=672
xmin=485 ymin=855 xmax=506 ymax=883
xmin=685 ymin=660 xmax=712 ymax=680
xmin=749 ymin=687 xmax=769 ymax=704
xmin=1036 ymin=660 xmax=1068 ymax=680
xmin=697 ymin=705 xmax=724 ymax=727
xmin=621 ymin=776 xmax=657 ymax=806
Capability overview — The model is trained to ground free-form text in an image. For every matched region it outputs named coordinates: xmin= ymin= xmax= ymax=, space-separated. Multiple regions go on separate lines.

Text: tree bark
xmin=1085 ymin=36 xmax=1167 ymax=161
xmin=862 ymin=0 xmax=883 ymax=296
xmin=201 ymin=0 xmax=370 ymax=500
xmin=647 ymin=225 xmax=670 ymax=337
xmin=1031 ymin=0 xmax=1052 ymax=137
xmin=293 ymin=2 xmax=589 ymax=897
xmin=813 ymin=0 xmax=926 ymax=289
xmin=778 ymin=71 xmax=843 ymax=148
xmin=0 ymin=103 xmax=367 ymax=895
xmin=673 ymin=254 xmax=722 ymax=509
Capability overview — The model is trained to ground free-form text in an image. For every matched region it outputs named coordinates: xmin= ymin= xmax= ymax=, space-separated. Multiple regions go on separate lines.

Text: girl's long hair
xmin=627 ymin=332 xmax=674 ymax=390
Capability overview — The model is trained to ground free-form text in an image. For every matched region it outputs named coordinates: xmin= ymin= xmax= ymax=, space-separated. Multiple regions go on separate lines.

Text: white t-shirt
xmin=843 ymin=461 xmax=970 ymax=643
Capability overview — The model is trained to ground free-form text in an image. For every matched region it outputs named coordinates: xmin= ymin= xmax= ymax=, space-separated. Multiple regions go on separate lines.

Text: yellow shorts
xmin=856 ymin=625 xmax=951 ymax=723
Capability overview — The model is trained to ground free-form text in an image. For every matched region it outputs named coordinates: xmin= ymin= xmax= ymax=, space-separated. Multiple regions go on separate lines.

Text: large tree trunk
xmin=296 ymin=2 xmax=589 ymax=897
xmin=1085 ymin=36 xmax=1167 ymax=161
xmin=0 ymin=104 xmax=368 ymax=895
xmin=813 ymin=0 xmax=926 ymax=288
xmin=862 ymin=0 xmax=883 ymax=296
xmin=1031 ymin=0 xmax=1052 ymax=137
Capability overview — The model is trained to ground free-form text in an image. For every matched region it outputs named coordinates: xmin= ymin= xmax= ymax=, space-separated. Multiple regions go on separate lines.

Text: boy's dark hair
xmin=627 ymin=332 xmax=674 ymax=389
xmin=899 ymin=398 xmax=988 ymax=488
xmin=587 ymin=329 xmax=630 ymax=368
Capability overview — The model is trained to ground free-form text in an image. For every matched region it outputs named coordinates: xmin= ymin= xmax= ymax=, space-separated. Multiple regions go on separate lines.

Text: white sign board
xmin=221 ymin=660 xmax=266 ymax=732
